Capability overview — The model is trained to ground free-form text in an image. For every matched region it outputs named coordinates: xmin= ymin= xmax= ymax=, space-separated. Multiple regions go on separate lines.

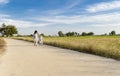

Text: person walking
xmin=39 ymin=34 xmax=43 ymax=45
xmin=33 ymin=30 xmax=39 ymax=46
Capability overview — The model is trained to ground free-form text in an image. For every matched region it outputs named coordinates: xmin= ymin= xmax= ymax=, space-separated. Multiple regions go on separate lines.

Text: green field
xmin=12 ymin=36 xmax=120 ymax=60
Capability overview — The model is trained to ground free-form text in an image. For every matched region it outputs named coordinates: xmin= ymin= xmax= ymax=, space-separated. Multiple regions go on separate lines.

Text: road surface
xmin=0 ymin=38 xmax=120 ymax=76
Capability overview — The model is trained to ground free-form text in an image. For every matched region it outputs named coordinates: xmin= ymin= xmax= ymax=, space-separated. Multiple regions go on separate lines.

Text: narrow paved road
xmin=0 ymin=38 xmax=120 ymax=76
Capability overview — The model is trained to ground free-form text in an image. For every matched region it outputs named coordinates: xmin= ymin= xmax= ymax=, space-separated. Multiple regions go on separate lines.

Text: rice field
xmin=12 ymin=36 xmax=120 ymax=60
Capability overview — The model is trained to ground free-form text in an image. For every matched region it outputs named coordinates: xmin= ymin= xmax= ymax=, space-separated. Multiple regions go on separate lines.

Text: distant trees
xmin=0 ymin=23 xmax=18 ymax=37
xmin=57 ymin=30 xmax=120 ymax=37
xmin=40 ymin=33 xmax=45 ymax=37
xmin=81 ymin=32 xmax=87 ymax=36
xmin=58 ymin=31 xmax=94 ymax=37
xmin=81 ymin=32 xmax=94 ymax=36
xmin=88 ymin=32 xmax=94 ymax=36
xmin=58 ymin=31 xmax=64 ymax=37
xmin=109 ymin=30 xmax=116 ymax=35
xmin=58 ymin=31 xmax=80 ymax=37
xmin=56 ymin=30 xmax=119 ymax=37
xmin=65 ymin=32 xmax=80 ymax=36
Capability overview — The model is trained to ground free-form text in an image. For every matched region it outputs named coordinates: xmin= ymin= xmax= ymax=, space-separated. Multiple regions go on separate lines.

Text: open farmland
xmin=12 ymin=36 xmax=120 ymax=60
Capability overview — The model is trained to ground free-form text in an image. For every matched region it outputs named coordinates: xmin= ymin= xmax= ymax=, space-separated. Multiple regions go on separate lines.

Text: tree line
xmin=58 ymin=31 xmax=94 ymax=37
xmin=58 ymin=30 xmax=116 ymax=37
xmin=0 ymin=23 xmax=18 ymax=37
xmin=0 ymin=23 xmax=117 ymax=37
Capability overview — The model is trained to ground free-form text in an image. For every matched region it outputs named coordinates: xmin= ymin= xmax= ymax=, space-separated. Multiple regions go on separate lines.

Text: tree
xmin=40 ymin=33 xmax=45 ymax=37
xmin=66 ymin=32 xmax=71 ymax=36
xmin=88 ymin=32 xmax=94 ymax=36
xmin=104 ymin=33 xmax=107 ymax=36
xmin=65 ymin=32 xmax=80 ymax=36
xmin=58 ymin=31 xmax=64 ymax=37
xmin=81 ymin=32 xmax=87 ymax=36
xmin=81 ymin=32 xmax=94 ymax=36
xmin=109 ymin=30 xmax=116 ymax=35
xmin=0 ymin=23 xmax=6 ymax=36
xmin=74 ymin=32 xmax=80 ymax=36
xmin=0 ymin=23 xmax=18 ymax=37
xmin=5 ymin=25 xmax=18 ymax=36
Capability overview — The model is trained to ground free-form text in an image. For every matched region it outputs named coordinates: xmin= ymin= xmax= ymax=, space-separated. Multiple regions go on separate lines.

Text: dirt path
xmin=0 ymin=38 xmax=120 ymax=76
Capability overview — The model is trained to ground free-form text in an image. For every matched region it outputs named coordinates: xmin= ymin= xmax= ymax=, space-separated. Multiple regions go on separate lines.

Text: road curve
xmin=0 ymin=38 xmax=120 ymax=76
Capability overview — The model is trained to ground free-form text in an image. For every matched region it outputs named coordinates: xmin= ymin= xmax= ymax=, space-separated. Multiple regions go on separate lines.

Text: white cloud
xmin=36 ymin=12 xmax=120 ymax=26
xmin=0 ymin=0 xmax=9 ymax=4
xmin=65 ymin=0 xmax=82 ymax=9
xmin=41 ymin=0 xmax=82 ymax=15
xmin=86 ymin=0 xmax=120 ymax=13
xmin=0 ymin=14 xmax=10 ymax=18
xmin=0 ymin=18 xmax=51 ymax=28
xmin=1 ymin=12 xmax=120 ymax=28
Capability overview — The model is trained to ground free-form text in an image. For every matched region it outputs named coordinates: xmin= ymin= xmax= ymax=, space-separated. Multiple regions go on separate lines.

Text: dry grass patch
xmin=0 ymin=38 xmax=6 ymax=55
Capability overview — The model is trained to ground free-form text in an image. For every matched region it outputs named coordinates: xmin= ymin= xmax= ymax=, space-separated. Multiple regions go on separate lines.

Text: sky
xmin=0 ymin=0 xmax=120 ymax=35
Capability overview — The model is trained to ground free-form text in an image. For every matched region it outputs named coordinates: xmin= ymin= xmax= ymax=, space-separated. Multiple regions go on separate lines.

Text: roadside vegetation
xmin=12 ymin=36 xmax=120 ymax=60
xmin=0 ymin=37 xmax=6 ymax=55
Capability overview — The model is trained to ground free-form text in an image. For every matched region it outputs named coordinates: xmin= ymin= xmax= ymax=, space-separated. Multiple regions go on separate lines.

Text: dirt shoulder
xmin=0 ymin=38 xmax=6 ymax=55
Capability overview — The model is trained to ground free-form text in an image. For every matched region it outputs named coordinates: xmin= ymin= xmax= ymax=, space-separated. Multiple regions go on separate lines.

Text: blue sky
xmin=0 ymin=0 xmax=120 ymax=35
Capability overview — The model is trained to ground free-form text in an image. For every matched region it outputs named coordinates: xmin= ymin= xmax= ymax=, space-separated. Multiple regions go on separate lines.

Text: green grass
xmin=12 ymin=36 xmax=120 ymax=60
xmin=0 ymin=37 xmax=6 ymax=55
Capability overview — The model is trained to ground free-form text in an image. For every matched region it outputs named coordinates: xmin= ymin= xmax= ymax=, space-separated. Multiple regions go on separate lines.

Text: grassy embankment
xmin=0 ymin=37 xmax=6 ymax=55
xmin=12 ymin=36 xmax=120 ymax=60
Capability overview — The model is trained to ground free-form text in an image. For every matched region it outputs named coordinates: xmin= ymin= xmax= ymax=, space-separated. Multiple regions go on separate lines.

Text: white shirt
xmin=34 ymin=33 xmax=39 ymax=41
